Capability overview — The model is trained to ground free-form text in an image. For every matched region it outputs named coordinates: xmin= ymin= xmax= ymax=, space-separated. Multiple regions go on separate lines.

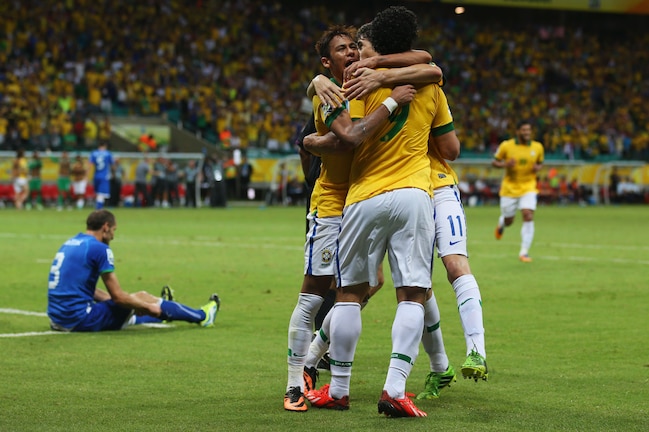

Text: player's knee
xmin=443 ymin=255 xmax=471 ymax=283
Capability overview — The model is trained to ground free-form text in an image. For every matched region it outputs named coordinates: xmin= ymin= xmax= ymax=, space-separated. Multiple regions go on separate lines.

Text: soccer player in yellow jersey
xmin=333 ymin=40 xmax=489 ymax=390
xmin=284 ymin=24 xmax=417 ymax=413
xmin=313 ymin=28 xmax=489 ymax=392
xmin=492 ymin=120 xmax=544 ymax=262
xmin=305 ymin=7 xmax=458 ymax=418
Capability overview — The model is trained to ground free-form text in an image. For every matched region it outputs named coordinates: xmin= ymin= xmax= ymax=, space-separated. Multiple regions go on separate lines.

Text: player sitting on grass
xmin=47 ymin=209 xmax=220 ymax=332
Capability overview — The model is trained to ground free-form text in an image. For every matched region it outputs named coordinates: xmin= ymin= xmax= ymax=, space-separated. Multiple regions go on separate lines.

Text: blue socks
xmin=159 ymin=300 xmax=205 ymax=323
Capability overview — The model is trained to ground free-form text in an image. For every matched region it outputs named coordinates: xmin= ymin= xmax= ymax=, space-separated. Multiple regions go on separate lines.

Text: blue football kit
xmin=47 ymin=233 xmax=131 ymax=331
xmin=89 ymin=149 xmax=113 ymax=195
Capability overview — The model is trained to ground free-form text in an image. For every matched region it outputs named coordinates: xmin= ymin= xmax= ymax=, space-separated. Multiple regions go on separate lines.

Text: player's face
xmin=102 ymin=223 xmax=117 ymax=245
xmin=517 ymin=124 xmax=532 ymax=142
xmin=357 ymin=35 xmax=377 ymax=60
xmin=323 ymin=35 xmax=359 ymax=82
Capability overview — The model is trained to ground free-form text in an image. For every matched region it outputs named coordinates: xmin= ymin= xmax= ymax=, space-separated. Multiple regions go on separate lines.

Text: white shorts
xmin=337 ymin=188 xmax=435 ymax=288
xmin=303 ymin=214 xmax=341 ymax=277
xmin=434 ymin=185 xmax=468 ymax=258
xmin=13 ymin=177 xmax=28 ymax=194
xmin=73 ymin=180 xmax=87 ymax=196
xmin=500 ymin=192 xmax=537 ymax=218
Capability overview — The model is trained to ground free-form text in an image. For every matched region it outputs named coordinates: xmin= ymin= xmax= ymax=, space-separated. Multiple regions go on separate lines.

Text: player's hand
xmin=343 ymin=68 xmax=383 ymax=100
xmin=313 ymin=75 xmax=344 ymax=108
xmin=390 ymin=85 xmax=417 ymax=106
xmin=505 ymin=158 xmax=517 ymax=167
xmin=344 ymin=57 xmax=378 ymax=82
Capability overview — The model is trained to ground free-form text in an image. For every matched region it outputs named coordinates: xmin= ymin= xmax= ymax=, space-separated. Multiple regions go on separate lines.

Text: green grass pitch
xmin=0 ymin=204 xmax=647 ymax=431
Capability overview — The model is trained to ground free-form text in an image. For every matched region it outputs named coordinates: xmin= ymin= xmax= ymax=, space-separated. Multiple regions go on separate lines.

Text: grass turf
xmin=0 ymin=204 xmax=647 ymax=431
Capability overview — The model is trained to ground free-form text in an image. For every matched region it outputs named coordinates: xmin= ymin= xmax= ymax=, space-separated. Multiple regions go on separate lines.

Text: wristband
xmin=382 ymin=97 xmax=398 ymax=115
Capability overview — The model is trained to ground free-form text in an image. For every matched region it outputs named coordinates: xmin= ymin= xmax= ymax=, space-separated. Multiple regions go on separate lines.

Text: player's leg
xmin=434 ymin=185 xmax=487 ymax=380
xmin=495 ymin=196 xmax=517 ymax=239
xmin=131 ymin=291 xmax=220 ymax=327
xmin=518 ymin=192 xmax=538 ymax=262
xmin=379 ymin=189 xmax=433 ymax=417
xmin=308 ymin=198 xmax=384 ymax=409
xmin=285 ymin=214 xmax=339 ymax=411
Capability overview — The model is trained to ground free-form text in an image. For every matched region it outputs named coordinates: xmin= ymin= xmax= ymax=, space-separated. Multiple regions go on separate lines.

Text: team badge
xmin=321 ymin=248 xmax=333 ymax=265
xmin=438 ymin=173 xmax=447 ymax=179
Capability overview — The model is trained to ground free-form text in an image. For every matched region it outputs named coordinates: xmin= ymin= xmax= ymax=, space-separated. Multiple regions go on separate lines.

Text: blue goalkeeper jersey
xmin=47 ymin=233 xmax=115 ymax=329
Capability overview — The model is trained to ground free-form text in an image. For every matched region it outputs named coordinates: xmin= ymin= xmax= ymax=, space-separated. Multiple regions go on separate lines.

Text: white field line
xmin=0 ymin=331 xmax=65 ymax=338
xmin=0 ymin=308 xmax=47 ymax=317
xmin=0 ymin=308 xmax=174 ymax=338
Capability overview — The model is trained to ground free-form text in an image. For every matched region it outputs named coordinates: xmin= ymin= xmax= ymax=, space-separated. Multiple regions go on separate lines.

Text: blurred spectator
xmin=56 ymin=151 xmax=72 ymax=211
xmin=27 ymin=151 xmax=44 ymax=210
xmin=12 ymin=149 xmax=29 ymax=210
xmin=239 ymin=156 xmax=254 ymax=199
xmin=165 ymin=159 xmax=180 ymax=207
xmin=109 ymin=158 xmax=124 ymax=207
xmin=71 ymin=154 xmax=88 ymax=209
xmin=183 ymin=159 xmax=199 ymax=207
xmin=617 ymin=177 xmax=643 ymax=203
xmin=151 ymin=156 xmax=169 ymax=208
xmin=134 ymin=157 xmax=152 ymax=207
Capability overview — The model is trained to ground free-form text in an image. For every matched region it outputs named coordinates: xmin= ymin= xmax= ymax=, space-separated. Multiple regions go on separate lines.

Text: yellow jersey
xmin=347 ymin=80 xmax=449 ymax=205
xmin=427 ymin=89 xmax=457 ymax=189
xmin=309 ymin=93 xmax=356 ymax=218
xmin=493 ymin=138 xmax=544 ymax=197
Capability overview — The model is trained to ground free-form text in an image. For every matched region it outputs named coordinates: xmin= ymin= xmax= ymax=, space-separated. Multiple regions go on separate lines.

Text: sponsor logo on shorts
xmin=449 ymin=240 xmax=463 ymax=246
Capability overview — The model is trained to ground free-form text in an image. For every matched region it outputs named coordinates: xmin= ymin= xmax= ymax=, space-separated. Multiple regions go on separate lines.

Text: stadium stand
xmin=0 ymin=0 xmax=647 ymax=205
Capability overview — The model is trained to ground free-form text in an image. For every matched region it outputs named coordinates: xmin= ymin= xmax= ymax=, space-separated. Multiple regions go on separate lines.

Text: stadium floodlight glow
xmin=455 ymin=6 xmax=465 ymax=14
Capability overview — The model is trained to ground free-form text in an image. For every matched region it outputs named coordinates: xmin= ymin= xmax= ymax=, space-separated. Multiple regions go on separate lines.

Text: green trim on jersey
xmin=431 ymin=122 xmax=455 ymax=137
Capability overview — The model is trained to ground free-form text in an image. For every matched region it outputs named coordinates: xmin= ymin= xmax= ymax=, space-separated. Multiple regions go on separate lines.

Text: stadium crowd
xmin=0 ymin=0 xmax=648 ymax=161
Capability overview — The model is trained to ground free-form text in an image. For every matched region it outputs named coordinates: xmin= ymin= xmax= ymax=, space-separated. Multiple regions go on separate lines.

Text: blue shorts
xmin=94 ymin=179 xmax=111 ymax=195
xmin=73 ymin=300 xmax=133 ymax=332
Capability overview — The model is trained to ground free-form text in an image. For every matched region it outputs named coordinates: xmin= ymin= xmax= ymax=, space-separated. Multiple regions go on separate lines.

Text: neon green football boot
xmin=461 ymin=350 xmax=488 ymax=382
xmin=416 ymin=365 xmax=456 ymax=400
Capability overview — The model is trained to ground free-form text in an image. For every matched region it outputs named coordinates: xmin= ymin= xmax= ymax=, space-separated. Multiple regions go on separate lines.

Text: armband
xmin=382 ymin=97 xmax=398 ymax=115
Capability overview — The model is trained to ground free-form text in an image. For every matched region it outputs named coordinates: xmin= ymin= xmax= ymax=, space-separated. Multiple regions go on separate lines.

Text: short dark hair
xmin=86 ymin=210 xmax=115 ymax=230
xmin=357 ymin=22 xmax=373 ymax=43
xmin=371 ymin=6 xmax=418 ymax=55
xmin=315 ymin=25 xmax=357 ymax=59
xmin=516 ymin=119 xmax=533 ymax=129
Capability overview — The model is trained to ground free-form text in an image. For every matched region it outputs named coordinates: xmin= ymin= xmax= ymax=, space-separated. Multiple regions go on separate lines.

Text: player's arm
xmin=344 ymin=63 xmax=443 ymax=100
xmin=492 ymin=157 xmax=516 ymax=169
xmin=307 ymin=75 xmax=345 ymax=108
xmin=533 ymin=146 xmax=544 ymax=173
xmin=304 ymin=85 xmax=416 ymax=154
xmin=431 ymin=131 xmax=461 ymax=162
xmin=344 ymin=49 xmax=433 ymax=82
xmin=93 ymin=288 xmax=111 ymax=302
xmin=101 ymin=272 xmax=161 ymax=316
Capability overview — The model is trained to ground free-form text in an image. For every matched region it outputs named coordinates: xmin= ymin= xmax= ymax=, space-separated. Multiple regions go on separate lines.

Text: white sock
xmin=383 ymin=301 xmax=424 ymax=399
xmin=498 ymin=215 xmax=505 ymax=229
xmin=287 ymin=293 xmax=324 ymax=391
xmin=305 ymin=308 xmax=331 ymax=369
xmin=421 ymin=293 xmax=449 ymax=372
xmin=329 ymin=302 xmax=362 ymax=399
xmin=520 ymin=221 xmax=535 ymax=256
xmin=453 ymin=274 xmax=486 ymax=357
